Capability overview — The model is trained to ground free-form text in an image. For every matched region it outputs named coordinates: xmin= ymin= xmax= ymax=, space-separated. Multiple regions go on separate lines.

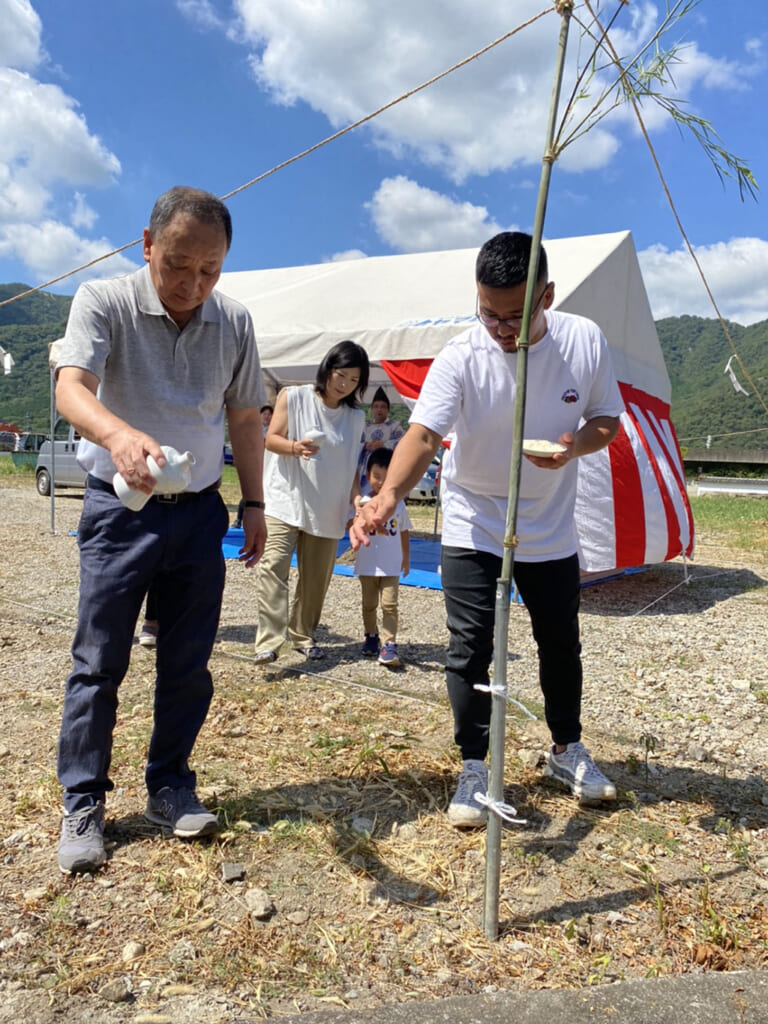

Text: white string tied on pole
xmin=474 ymin=792 xmax=528 ymax=826
xmin=473 ymin=682 xmax=538 ymax=721
xmin=680 ymin=552 xmax=690 ymax=585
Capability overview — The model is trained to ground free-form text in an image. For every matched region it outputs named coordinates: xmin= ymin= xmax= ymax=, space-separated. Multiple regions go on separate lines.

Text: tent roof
xmin=216 ymin=229 xmax=669 ymax=403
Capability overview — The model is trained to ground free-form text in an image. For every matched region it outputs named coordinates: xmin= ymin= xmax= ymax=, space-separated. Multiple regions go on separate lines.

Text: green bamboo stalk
xmin=482 ymin=0 xmax=575 ymax=941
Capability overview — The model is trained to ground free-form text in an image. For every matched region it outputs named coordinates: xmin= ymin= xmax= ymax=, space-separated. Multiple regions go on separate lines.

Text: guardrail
xmin=684 ymin=448 xmax=768 ymax=466
xmin=695 ymin=476 xmax=768 ymax=497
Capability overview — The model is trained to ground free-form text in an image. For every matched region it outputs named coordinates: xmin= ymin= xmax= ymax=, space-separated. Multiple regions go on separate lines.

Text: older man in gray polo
xmin=55 ymin=186 xmax=266 ymax=873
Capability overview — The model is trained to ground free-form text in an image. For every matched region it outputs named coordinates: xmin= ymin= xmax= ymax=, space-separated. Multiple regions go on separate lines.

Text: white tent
xmin=216 ymin=231 xmax=694 ymax=571
xmin=218 ymin=230 xmax=666 ymax=398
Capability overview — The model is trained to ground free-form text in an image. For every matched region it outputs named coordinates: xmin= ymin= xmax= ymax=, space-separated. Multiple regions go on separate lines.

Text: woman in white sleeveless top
xmin=254 ymin=341 xmax=369 ymax=663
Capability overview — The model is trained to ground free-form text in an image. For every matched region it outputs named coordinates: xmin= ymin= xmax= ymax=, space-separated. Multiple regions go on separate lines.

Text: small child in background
xmin=354 ymin=448 xmax=411 ymax=667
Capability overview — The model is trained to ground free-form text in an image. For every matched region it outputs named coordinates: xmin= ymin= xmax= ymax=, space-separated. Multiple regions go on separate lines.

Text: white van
xmin=35 ymin=418 xmax=87 ymax=495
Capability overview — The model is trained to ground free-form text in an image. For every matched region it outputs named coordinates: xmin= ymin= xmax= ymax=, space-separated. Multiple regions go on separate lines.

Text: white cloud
xmin=0 ymin=70 xmax=120 ymax=193
xmin=639 ymin=237 xmax=768 ymax=325
xmin=0 ymin=4 xmax=125 ymax=287
xmin=0 ymin=0 xmax=42 ymax=70
xmin=227 ymin=0 xmax=756 ymax=183
xmin=70 ymin=193 xmax=97 ymax=230
xmin=175 ymin=0 xmax=226 ymax=31
xmin=367 ymin=176 xmax=513 ymax=253
xmin=0 ymin=163 xmax=48 ymax=223
xmin=0 ymin=221 xmax=137 ymax=285
xmin=328 ymin=249 xmax=367 ymax=262
xmin=745 ymin=37 xmax=763 ymax=59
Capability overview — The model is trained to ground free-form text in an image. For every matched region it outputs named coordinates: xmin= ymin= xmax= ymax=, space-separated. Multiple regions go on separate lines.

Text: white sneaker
xmin=138 ymin=621 xmax=158 ymax=648
xmin=544 ymin=741 xmax=616 ymax=804
xmin=447 ymin=759 xmax=488 ymax=828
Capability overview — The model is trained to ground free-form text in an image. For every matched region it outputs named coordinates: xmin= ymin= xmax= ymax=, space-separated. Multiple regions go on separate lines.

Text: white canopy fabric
xmin=217 ymin=230 xmax=668 ymax=403
xmin=216 ymin=231 xmax=693 ymax=571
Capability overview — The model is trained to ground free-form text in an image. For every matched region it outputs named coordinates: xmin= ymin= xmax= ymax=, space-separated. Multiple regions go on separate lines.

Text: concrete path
xmin=239 ymin=971 xmax=768 ymax=1024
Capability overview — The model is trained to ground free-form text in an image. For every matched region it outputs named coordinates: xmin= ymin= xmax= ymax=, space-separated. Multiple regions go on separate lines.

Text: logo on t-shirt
xmin=561 ymin=388 xmax=579 ymax=404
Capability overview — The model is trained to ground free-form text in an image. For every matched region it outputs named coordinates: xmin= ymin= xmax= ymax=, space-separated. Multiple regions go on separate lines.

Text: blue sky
xmin=1 ymin=0 xmax=766 ymax=323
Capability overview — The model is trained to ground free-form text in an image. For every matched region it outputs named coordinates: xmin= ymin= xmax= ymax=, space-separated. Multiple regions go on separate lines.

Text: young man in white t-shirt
xmin=354 ymin=448 xmax=411 ymax=667
xmin=350 ymin=231 xmax=624 ymax=827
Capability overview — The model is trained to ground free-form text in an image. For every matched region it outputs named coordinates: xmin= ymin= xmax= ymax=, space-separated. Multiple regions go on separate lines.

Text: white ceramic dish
xmin=522 ymin=439 xmax=567 ymax=458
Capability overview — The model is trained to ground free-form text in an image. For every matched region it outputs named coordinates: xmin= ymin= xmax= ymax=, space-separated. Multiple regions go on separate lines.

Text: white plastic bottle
xmin=113 ymin=446 xmax=196 ymax=511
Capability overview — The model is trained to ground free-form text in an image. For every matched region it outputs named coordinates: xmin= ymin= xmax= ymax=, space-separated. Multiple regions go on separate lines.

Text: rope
xmin=0 ymin=6 xmax=554 ymax=312
xmin=622 ymin=567 xmax=758 ymax=619
xmin=212 ymin=650 xmax=446 ymax=708
xmin=0 ymin=591 xmax=446 ymax=707
xmin=474 ymin=792 xmax=528 ymax=825
xmin=580 ymin=0 xmax=768 ymax=426
xmin=0 ymin=596 xmax=77 ymax=621
xmin=473 ymin=682 xmax=538 ymax=720
xmin=678 ymin=425 xmax=768 ymax=444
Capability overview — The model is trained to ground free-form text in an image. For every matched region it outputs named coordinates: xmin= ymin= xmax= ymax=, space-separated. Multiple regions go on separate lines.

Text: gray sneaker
xmin=145 ymin=787 xmax=220 ymax=838
xmin=447 ymin=760 xmax=488 ymax=828
xmin=544 ymin=741 xmax=617 ymax=804
xmin=58 ymin=802 xmax=107 ymax=874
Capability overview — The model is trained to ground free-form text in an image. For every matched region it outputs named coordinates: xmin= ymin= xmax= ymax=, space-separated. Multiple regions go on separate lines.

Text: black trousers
xmin=441 ymin=546 xmax=583 ymax=760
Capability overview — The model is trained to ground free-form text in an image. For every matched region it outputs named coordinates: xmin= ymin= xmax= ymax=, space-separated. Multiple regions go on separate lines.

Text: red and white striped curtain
xmin=381 ymin=360 xmax=695 ymax=571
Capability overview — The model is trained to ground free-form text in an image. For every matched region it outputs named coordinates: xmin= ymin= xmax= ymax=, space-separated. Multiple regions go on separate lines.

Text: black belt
xmin=86 ymin=474 xmax=221 ymax=504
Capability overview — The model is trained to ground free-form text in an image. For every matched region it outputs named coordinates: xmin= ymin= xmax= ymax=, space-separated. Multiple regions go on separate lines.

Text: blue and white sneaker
xmin=378 ymin=641 xmax=400 ymax=667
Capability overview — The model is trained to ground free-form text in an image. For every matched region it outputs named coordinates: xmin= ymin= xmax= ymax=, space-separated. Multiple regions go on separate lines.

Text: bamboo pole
xmin=483 ymin=0 xmax=575 ymax=941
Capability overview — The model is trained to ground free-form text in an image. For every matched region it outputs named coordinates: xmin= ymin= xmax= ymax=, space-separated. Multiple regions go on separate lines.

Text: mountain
xmin=656 ymin=316 xmax=768 ymax=451
xmin=0 ymin=285 xmax=71 ymax=432
xmin=0 ymin=282 xmax=766 ymax=449
xmin=0 ymin=283 xmax=72 ymax=328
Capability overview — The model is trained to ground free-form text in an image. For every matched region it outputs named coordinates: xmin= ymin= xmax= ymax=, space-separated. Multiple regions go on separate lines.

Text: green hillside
xmin=0 ymin=283 xmax=72 ymax=328
xmin=1 ymin=282 xmax=767 ymax=449
xmin=0 ymin=285 xmax=71 ymax=432
xmin=656 ymin=316 xmax=768 ymax=451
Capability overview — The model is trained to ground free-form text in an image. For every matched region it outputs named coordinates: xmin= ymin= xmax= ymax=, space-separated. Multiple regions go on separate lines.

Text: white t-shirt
xmin=411 ymin=310 xmax=623 ymax=561
xmin=354 ymin=499 xmax=412 ymax=577
xmin=264 ymin=385 xmax=364 ymax=538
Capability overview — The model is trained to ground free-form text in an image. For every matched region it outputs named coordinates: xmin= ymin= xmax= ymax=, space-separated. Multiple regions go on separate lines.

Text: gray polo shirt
xmin=57 ymin=265 xmax=264 ymax=490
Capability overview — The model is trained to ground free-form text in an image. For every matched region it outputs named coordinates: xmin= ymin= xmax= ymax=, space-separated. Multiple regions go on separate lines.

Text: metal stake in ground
xmin=482 ymin=0 xmax=575 ymax=942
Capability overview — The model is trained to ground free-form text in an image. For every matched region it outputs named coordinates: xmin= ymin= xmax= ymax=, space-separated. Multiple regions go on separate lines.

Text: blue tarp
xmin=222 ymin=530 xmax=642 ymax=593
xmin=222 ymin=529 xmax=445 ymax=590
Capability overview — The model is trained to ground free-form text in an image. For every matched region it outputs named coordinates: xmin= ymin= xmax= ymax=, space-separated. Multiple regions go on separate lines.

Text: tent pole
xmin=483 ymin=0 xmax=574 ymax=941
xmin=49 ymin=364 xmax=56 ymax=536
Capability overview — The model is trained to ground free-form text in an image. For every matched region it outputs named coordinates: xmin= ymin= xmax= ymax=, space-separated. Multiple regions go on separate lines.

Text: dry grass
xmin=3 ymin=660 xmax=768 ymax=1019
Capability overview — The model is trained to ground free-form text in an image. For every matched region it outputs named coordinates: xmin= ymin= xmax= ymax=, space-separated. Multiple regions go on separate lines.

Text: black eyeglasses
xmin=476 ymin=284 xmax=549 ymax=328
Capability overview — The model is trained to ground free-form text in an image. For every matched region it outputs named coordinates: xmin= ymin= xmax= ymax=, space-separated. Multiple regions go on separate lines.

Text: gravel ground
xmin=1 ymin=479 xmax=768 ymax=1023
xmin=3 ymin=479 xmax=768 ymax=796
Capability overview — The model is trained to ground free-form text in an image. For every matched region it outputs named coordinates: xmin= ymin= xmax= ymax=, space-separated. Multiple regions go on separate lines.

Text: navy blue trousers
xmin=441 ymin=547 xmax=583 ymax=761
xmin=58 ymin=487 xmax=229 ymax=812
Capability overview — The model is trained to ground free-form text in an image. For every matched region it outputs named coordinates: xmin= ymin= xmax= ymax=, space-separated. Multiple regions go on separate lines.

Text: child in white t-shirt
xmin=354 ymin=448 xmax=411 ymax=666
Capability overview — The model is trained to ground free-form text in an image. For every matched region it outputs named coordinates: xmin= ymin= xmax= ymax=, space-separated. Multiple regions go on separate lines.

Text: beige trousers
xmin=359 ymin=575 xmax=400 ymax=643
xmin=255 ymin=516 xmax=339 ymax=653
